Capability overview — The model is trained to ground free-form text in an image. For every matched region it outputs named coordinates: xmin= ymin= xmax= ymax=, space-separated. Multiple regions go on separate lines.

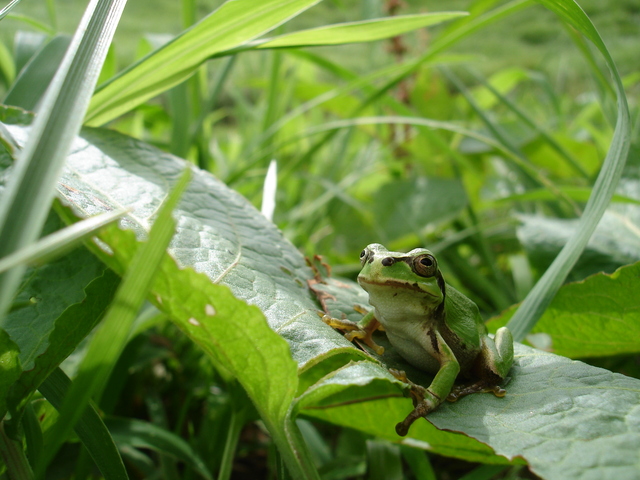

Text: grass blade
xmin=38 ymin=368 xmax=128 ymax=480
xmin=256 ymin=12 xmax=467 ymax=48
xmin=0 ymin=209 xmax=127 ymax=273
xmin=0 ymin=0 xmax=127 ymax=323
xmin=85 ymin=0 xmax=322 ymax=126
xmin=0 ymin=0 xmax=22 ymax=21
xmin=506 ymin=0 xmax=631 ymax=341
xmin=34 ymin=168 xmax=191 ymax=476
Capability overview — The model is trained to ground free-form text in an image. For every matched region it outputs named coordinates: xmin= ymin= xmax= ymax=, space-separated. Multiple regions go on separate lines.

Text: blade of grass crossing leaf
xmin=34 ymin=168 xmax=192 ymax=477
xmin=0 ymin=209 xmax=128 ymax=273
xmin=85 ymin=0 xmax=322 ymax=126
xmin=506 ymin=0 xmax=631 ymax=341
xmin=38 ymin=368 xmax=128 ymax=480
xmin=0 ymin=0 xmax=127 ymax=324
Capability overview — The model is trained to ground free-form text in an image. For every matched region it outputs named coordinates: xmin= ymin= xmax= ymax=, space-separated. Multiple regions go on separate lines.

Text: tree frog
xmin=323 ymin=243 xmax=513 ymax=436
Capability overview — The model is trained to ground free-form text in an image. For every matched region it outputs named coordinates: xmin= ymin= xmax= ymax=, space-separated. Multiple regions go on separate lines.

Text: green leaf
xmin=517 ymin=179 xmax=640 ymax=281
xmin=373 ymin=177 xmax=468 ymax=242
xmin=12 ymin=123 xmax=361 ymax=371
xmin=0 ymin=212 xmax=118 ymax=414
xmin=0 ymin=104 xmax=35 ymax=127
xmin=3 ymin=35 xmax=71 ymax=110
xmin=1 ymin=213 xmax=120 ymax=413
xmin=257 ymin=12 xmax=467 ymax=48
xmin=297 ymin=342 xmax=640 ymax=479
xmin=106 ymin=417 xmax=213 ymax=480
xmin=488 ymin=262 xmax=640 ymax=358
xmin=427 ymin=344 xmax=640 ymax=480
xmin=85 ymin=0 xmax=322 ymax=126
xmin=0 ymin=330 xmax=20 ymax=419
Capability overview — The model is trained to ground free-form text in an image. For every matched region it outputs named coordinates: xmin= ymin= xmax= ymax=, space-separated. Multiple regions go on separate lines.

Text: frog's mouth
xmin=358 ymin=277 xmax=439 ymax=297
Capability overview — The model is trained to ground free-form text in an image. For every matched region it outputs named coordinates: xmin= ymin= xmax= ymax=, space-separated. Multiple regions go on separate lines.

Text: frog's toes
xmin=395 ymin=392 xmax=440 ymax=437
xmin=320 ymin=314 xmax=355 ymax=330
xmin=389 ymin=368 xmax=409 ymax=383
xmin=446 ymin=381 xmax=507 ymax=402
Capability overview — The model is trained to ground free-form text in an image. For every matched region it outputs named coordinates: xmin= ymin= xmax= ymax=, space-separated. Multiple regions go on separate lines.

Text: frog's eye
xmin=412 ymin=254 xmax=437 ymax=277
xmin=360 ymin=248 xmax=371 ymax=265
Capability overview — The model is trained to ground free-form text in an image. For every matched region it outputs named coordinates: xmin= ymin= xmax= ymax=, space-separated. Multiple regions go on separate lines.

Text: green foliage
xmin=488 ymin=262 xmax=640 ymax=358
xmin=0 ymin=0 xmax=638 ymax=479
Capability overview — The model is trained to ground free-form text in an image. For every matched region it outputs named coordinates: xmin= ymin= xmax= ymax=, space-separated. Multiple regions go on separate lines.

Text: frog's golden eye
xmin=412 ymin=254 xmax=437 ymax=277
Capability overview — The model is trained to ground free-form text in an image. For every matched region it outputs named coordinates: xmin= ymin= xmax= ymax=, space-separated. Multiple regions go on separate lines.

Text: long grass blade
xmin=256 ymin=12 xmax=467 ymax=48
xmin=0 ymin=0 xmax=22 ymax=21
xmin=35 ymin=168 xmax=191 ymax=476
xmin=506 ymin=0 xmax=631 ymax=341
xmin=38 ymin=368 xmax=128 ymax=480
xmin=85 ymin=0 xmax=322 ymax=127
xmin=0 ymin=209 xmax=128 ymax=273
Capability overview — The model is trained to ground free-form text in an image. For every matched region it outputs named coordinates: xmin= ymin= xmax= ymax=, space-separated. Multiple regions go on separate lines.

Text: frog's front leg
xmin=393 ymin=330 xmax=460 ymax=436
xmin=321 ymin=310 xmax=385 ymax=355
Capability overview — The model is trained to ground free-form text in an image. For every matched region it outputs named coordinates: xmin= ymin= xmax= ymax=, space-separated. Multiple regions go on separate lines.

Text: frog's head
xmin=357 ymin=243 xmax=444 ymax=303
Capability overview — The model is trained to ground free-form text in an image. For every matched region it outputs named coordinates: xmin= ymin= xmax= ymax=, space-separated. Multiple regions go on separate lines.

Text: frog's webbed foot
xmin=446 ymin=380 xmax=507 ymax=402
xmin=390 ymin=369 xmax=441 ymax=437
xmin=320 ymin=312 xmax=384 ymax=355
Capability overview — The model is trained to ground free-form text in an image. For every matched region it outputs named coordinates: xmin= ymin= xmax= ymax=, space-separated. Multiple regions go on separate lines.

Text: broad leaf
xmin=373 ymin=177 xmax=468 ymax=242
xmin=428 ymin=345 xmax=640 ymax=480
xmin=2 ymin=214 xmax=119 ymax=412
xmin=488 ymin=262 xmax=640 ymax=359
xmin=517 ymin=179 xmax=640 ymax=281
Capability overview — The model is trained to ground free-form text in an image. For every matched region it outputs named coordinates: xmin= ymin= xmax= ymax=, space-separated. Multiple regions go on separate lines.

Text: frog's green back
xmin=443 ymin=285 xmax=485 ymax=349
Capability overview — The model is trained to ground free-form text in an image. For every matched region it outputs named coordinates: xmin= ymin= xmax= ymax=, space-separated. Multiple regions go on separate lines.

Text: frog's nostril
xmin=381 ymin=257 xmax=395 ymax=267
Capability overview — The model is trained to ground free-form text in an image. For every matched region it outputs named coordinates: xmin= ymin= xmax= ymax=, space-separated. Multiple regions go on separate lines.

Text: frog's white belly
xmin=373 ymin=302 xmax=441 ymax=374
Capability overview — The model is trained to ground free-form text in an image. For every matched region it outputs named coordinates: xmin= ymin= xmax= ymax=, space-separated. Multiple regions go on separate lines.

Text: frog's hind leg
xmin=447 ymin=327 xmax=513 ymax=402
xmin=488 ymin=327 xmax=514 ymax=378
